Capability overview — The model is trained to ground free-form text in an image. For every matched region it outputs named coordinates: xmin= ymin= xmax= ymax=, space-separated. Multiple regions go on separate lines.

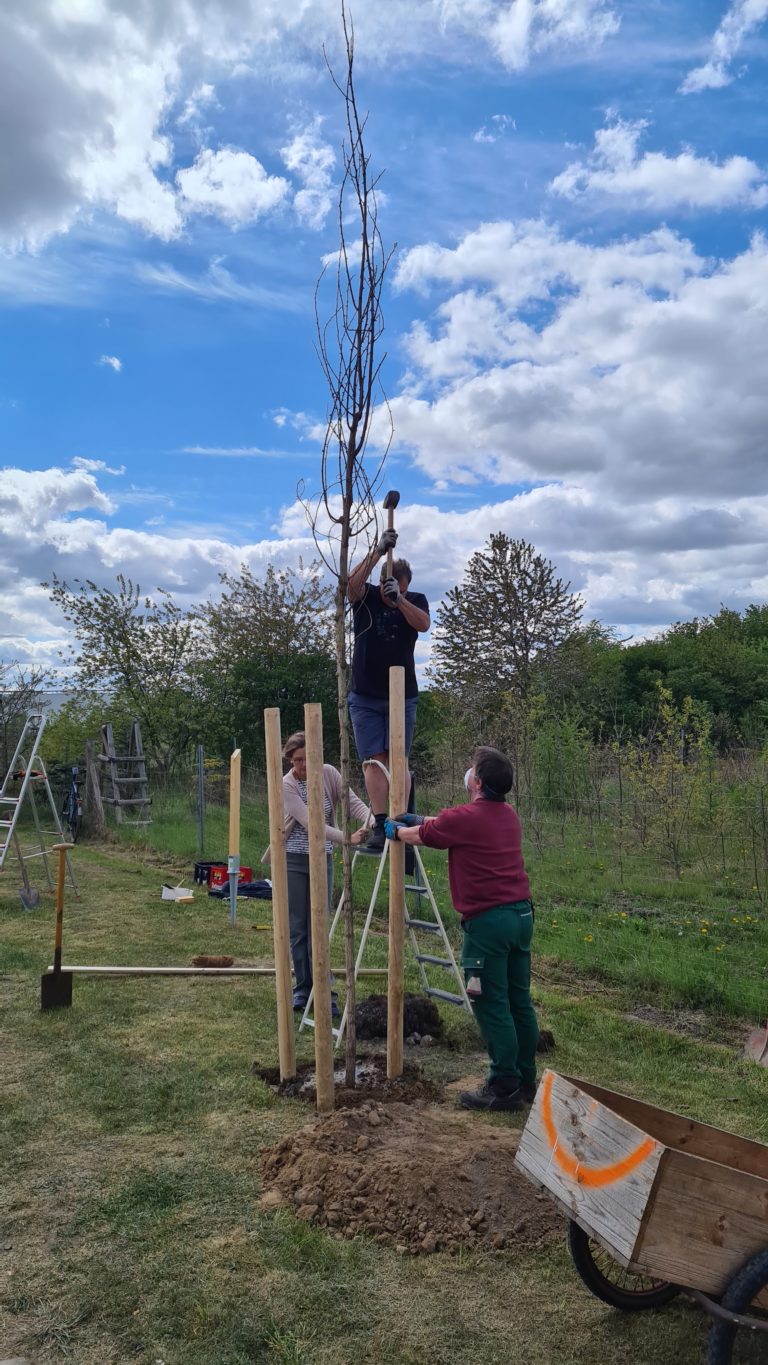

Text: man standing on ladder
xmin=347 ymin=529 xmax=430 ymax=855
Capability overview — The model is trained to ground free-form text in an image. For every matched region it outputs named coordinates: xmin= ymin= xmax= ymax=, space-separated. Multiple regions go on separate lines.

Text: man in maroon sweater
xmin=386 ymin=745 xmax=539 ymax=1112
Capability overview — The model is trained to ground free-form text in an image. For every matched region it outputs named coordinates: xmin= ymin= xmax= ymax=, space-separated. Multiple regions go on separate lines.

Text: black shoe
xmin=521 ymin=1080 xmax=538 ymax=1104
xmin=359 ymin=823 xmax=386 ymax=856
xmin=457 ymin=1082 xmax=524 ymax=1113
xmin=292 ymin=996 xmax=308 ymax=1012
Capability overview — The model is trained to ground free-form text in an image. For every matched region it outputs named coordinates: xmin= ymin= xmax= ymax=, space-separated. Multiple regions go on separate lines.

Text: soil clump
xmin=260 ymin=1100 xmax=563 ymax=1255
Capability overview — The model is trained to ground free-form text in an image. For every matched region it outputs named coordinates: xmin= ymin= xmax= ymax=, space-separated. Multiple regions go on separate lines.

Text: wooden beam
xmin=264 ymin=708 xmax=296 ymax=1081
xmin=305 ymin=702 xmax=334 ymax=1114
xmin=48 ymin=965 xmax=387 ymax=977
xmin=387 ymin=665 xmax=406 ymax=1079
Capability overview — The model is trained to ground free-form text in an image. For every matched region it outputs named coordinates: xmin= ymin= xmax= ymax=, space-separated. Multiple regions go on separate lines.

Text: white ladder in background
xmin=0 ymin=713 xmax=77 ymax=895
xmin=300 ymin=838 xmax=471 ymax=1051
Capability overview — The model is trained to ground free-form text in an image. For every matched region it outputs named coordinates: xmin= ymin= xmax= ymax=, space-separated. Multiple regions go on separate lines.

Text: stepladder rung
xmin=405 ymin=918 xmax=441 ymax=933
xmin=425 ymin=988 xmax=466 ymax=1006
xmin=414 ymin=953 xmax=454 ymax=969
xmin=0 ymin=796 xmax=21 ymax=805
xmin=405 ymin=883 xmax=428 ymax=895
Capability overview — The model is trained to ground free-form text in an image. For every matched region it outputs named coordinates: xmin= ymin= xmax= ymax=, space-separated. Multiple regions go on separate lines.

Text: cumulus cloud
xmin=391 ymin=219 xmax=768 ymax=507
xmin=681 ymin=0 xmax=768 ymax=93
xmin=550 ymin=118 xmax=768 ymax=210
xmin=98 ymin=355 xmax=122 ymax=372
xmin=281 ymin=120 xmax=336 ymax=230
xmin=0 ymin=1 xmax=620 ymax=251
xmin=176 ymin=147 xmax=289 ymax=226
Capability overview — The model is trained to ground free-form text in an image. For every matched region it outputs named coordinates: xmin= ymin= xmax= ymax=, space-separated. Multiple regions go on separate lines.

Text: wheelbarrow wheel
xmin=568 ymin=1221 xmax=680 ymax=1312
xmin=706 ymin=1244 xmax=768 ymax=1364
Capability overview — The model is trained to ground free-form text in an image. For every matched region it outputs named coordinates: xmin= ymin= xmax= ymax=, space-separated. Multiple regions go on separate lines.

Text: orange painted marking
xmin=540 ymin=1072 xmax=657 ymax=1189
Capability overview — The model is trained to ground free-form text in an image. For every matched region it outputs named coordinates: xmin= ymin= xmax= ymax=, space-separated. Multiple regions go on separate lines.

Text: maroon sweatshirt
xmin=419 ymin=797 xmax=531 ymax=919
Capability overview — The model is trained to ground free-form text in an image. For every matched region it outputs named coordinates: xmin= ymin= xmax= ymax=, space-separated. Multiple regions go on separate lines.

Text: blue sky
xmin=2 ymin=0 xmax=768 ymax=673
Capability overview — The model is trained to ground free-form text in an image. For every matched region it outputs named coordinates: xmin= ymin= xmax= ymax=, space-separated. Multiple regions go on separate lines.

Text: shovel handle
xmin=52 ymin=842 xmax=68 ymax=971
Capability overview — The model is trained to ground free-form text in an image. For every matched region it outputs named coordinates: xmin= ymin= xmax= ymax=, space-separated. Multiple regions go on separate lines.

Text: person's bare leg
xmin=363 ymin=753 xmax=390 ymax=814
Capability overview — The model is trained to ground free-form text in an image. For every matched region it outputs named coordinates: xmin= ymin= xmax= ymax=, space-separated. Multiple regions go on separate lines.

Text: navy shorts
xmin=348 ymin=691 xmax=418 ymax=761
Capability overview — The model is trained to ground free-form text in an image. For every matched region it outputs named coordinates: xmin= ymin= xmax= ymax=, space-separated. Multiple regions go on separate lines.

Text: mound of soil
xmin=260 ymin=1101 xmax=563 ymax=1255
xmin=355 ymin=993 xmax=443 ymax=1041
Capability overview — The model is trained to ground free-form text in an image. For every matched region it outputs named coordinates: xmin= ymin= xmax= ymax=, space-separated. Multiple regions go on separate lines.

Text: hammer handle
xmin=386 ymin=504 xmax=396 ymax=579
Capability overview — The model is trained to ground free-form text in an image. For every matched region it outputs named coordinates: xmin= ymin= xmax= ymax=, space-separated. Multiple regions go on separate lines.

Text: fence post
xmin=264 ymin=709 xmax=297 ymax=1081
xmin=228 ymin=749 xmax=241 ymax=927
xmin=305 ymin=702 xmax=335 ymax=1113
xmin=387 ymin=665 xmax=406 ymax=1079
xmin=197 ymin=744 xmax=205 ymax=854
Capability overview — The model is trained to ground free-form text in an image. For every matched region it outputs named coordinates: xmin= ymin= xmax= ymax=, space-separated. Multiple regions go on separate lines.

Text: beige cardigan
xmin=262 ymin=764 xmax=371 ymax=862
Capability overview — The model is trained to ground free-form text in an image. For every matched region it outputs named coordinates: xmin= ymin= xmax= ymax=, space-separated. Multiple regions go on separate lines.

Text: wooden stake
xmin=387 ymin=665 xmax=407 ymax=1079
xmin=228 ymin=748 xmax=241 ymax=926
xmin=304 ymin=702 xmax=335 ymax=1113
xmin=264 ymin=709 xmax=296 ymax=1081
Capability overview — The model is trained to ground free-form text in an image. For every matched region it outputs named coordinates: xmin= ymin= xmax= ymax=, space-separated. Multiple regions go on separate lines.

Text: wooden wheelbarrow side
xmin=515 ymin=1070 xmax=768 ymax=1299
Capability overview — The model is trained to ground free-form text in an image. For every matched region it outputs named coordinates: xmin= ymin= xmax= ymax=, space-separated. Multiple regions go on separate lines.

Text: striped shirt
xmin=285 ymin=780 xmax=333 ymax=854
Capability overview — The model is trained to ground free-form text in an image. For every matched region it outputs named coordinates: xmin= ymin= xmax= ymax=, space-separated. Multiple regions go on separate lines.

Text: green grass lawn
xmin=2 ymin=802 xmax=768 ymax=1363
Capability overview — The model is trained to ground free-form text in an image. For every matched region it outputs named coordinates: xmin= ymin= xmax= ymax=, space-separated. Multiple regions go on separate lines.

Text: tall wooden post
xmin=387 ymin=666 xmax=407 ymax=1079
xmin=264 ymin=709 xmax=296 ymax=1081
xmin=228 ymin=749 xmax=241 ymax=927
xmin=304 ymin=703 xmax=335 ymax=1113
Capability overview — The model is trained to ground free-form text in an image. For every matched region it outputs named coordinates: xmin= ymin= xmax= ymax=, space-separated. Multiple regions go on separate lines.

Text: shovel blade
xmin=745 ymin=1023 xmax=768 ymax=1066
xmin=40 ymin=970 xmax=73 ymax=1011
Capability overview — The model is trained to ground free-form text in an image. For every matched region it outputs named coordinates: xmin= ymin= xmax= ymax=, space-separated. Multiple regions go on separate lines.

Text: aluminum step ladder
xmin=0 ymin=713 xmax=77 ymax=896
xmin=300 ymin=837 xmax=471 ymax=1051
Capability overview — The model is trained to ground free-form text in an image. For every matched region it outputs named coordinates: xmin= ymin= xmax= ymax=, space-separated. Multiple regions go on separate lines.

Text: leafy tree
xmin=196 ymin=651 xmax=339 ymax=767
xmin=0 ymin=660 xmax=53 ymax=771
xmin=193 ymin=562 xmax=333 ymax=660
xmin=45 ymin=574 xmax=198 ymax=780
xmin=428 ymin=534 xmax=583 ymax=712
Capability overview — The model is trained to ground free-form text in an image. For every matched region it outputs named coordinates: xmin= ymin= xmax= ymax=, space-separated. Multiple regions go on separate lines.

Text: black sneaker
xmin=521 ymin=1080 xmax=538 ymax=1104
xmin=359 ymin=822 xmax=387 ymax=856
xmin=292 ymin=996 xmax=308 ymax=1012
xmin=457 ymin=1082 xmax=524 ymax=1113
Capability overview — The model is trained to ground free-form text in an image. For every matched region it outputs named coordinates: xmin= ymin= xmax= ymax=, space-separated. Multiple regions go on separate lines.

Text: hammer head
xmin=383 ymin=490 xmax=400 ymax=510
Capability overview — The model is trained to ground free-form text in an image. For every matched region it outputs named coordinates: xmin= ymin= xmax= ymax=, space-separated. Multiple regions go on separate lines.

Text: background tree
xmin=303 ymin=6 xmax=394 ymax=1085
xmin=0 ymin=660 xmax=53 ymax=771
xmin=428 ymin=534 xmax=583 ymax=718
xmin=46 ymin=574 xmax=198 ymax=781
xmin=194 ymin=562 xmax=333 ymax=659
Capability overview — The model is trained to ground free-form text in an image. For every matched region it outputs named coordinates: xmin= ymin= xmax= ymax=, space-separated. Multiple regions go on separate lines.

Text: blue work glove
xmin=393 ymin=812 xmax=425 ymax=827
xmin=384 ymin=818 xmax=403 ymax=840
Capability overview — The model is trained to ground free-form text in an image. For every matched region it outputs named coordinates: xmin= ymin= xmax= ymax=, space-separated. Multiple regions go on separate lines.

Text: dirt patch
xmin=252 ymin=1056 xmax=443 ymax=1106
xmin=356 ymin=992 xmax=443 ymax=1041
xmin=625 ymin=1003 xmax=709 ymax=1038
xmin=259 ymin=1100 xmax=563 ymax=1255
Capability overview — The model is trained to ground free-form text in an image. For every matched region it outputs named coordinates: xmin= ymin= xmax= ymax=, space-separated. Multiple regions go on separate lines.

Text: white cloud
xmin=391 ymin=220 xmax=768 ymax=509
xmin=0 ymin=1 xmax=620 ymax=252
xmin=473 ymin=113 xmax=516 ymax=143
xmin=176 ymin=147 xmax=289 ymax=226
xmin=72 ymin=457 xmax=126 ymax=475
xmin=136 ymin=258 xmax=302 ymax=311
xmin=488 ymin=0 xmax=618 ymax=70
xmin=180 ymin=446 xmax=302 ymax=457
xmin=281 ymin=119 xmax=336 ymax=230
xmin=177 ymin=82 xmax=217 ymax=127
xmin=98 ymin=354 xmax=123 ymax=372
xmin=550 ymin=117 xmax=768 ymax=210
xmin=681 ymin=0 xmax=768 ymax=93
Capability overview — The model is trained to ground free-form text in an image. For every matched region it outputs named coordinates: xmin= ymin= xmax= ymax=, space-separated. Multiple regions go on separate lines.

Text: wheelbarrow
xmin=516 ymin=1070 xmax=768 ymax=1363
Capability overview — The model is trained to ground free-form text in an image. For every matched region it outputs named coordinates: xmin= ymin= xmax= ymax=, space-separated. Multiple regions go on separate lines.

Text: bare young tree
xmin=0 ymin=660 xmax=53 ymax=771
xmin=301 ymin=5 xmax=395 ymax=1085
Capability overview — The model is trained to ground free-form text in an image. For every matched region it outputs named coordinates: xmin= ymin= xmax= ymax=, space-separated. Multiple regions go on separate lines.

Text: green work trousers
xmin=460 ymin=902 xmax=539 ymax=1090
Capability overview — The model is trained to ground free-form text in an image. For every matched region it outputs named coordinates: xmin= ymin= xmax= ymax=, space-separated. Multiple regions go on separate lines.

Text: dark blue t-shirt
xmin=350 ymin=582 xmax=429 ymax=700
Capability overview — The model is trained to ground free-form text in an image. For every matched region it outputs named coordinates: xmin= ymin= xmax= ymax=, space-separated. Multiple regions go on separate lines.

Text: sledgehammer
xmin=383 ymin=489 xmax=400 ymax=578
